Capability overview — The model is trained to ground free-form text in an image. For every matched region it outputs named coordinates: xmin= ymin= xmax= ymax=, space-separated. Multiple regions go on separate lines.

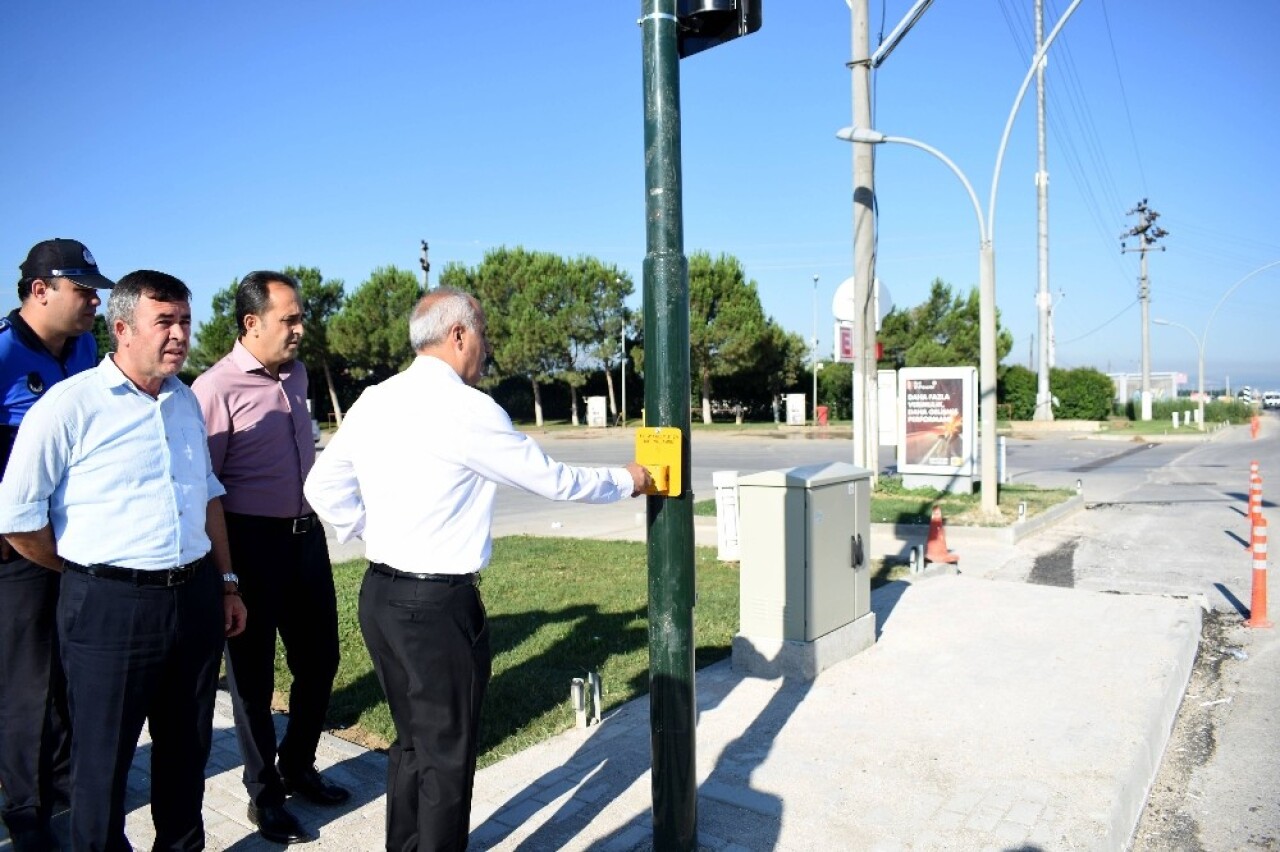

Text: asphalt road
xmin=486 ymin=428 xmax=1179 ymax=538
xmin=988 ymin=423 xmax=1280 ymax=850
xmin=324 ymin=426 xmax=1215 ymax=551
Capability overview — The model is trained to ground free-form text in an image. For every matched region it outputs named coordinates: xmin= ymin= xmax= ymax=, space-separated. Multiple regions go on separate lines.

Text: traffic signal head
xmin=677 ymin=0 xmax=762 ymax=58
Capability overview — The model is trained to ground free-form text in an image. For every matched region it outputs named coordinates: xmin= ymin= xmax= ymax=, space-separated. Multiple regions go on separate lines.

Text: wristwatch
xmin=222 ymin=572 xmax=240 ymax=595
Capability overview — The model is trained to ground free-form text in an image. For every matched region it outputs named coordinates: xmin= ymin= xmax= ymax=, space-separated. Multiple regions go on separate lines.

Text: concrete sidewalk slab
xmin=464 ymin=574 xmax=1199 ymax=851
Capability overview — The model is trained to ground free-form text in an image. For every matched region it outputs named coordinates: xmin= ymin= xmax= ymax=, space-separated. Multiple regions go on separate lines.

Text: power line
xmin=1058 ymin=298 xmax=1136 ymax=344
xmin=1099 ymin=0 xmax=1149 ymax=194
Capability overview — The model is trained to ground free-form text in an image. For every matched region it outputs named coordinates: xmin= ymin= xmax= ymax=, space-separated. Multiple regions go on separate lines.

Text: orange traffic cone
xmin=1251 ymin=415 xmax=1261 ymax=439
xmin=1246 ymin=516 xmax=1272 ymax=629
xmin=925 ymin=505 xmax=959 ymax=564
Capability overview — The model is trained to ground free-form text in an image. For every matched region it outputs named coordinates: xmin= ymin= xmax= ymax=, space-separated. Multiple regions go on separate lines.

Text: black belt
xmin=369 ymin=562 xmax=479 ymax=586
xmin=227 ymin=512 xmax=318 ymax=535
xmin=62 ymin=556 xmax=206 ymax=587
xmin=285 ymin=513 xmax=318 ymax=535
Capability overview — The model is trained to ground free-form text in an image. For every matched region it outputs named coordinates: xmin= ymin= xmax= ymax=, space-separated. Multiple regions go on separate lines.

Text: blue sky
xmin=3 ymin=1 xmax=1277 ymax=391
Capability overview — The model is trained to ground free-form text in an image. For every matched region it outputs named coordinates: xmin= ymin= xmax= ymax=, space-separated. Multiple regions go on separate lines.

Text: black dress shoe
xmin=280 ymin=765 xmax=351 ymax=806
xmin=247 ymin=803 xmax=313 ymax=844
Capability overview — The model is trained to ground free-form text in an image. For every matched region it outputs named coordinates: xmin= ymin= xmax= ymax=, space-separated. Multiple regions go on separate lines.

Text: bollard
xmin=712 ymin=471 xmax=741 ymax=562
xmin=571 ymin=678 xmax=588 ymax=728
xmin=587 ymin=671 xmax=603 ymax=726
xmin=1172 ymin=411 xmax=1180 ymax=429
xmin=1246 ymin=517 xmax=1272 ymax=629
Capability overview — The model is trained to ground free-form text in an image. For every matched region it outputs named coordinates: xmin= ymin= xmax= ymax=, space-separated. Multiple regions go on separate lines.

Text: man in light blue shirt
xmin=0 ymin=270 xmax=247 ymax=852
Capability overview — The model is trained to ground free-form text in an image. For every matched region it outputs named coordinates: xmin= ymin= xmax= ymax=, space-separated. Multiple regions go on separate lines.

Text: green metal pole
xmin=640 ymin=1 xmax=697 ymax=849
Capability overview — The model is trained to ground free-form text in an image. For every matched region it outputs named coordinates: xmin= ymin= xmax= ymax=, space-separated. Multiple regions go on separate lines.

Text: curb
xmin=1114 ymin=601 xmax=1204 ymax=848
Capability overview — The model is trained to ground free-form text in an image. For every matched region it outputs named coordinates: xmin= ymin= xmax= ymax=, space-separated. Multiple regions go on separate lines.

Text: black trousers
xmin=58 ymin=561 xmax=224 ymax=852
xmin=358 ymin=566 xmax=490 ymax=852
xmin=222 ymin=513 xmax=339 ymax=807
xmin=0 ymin=555 xmax=71 ymax=835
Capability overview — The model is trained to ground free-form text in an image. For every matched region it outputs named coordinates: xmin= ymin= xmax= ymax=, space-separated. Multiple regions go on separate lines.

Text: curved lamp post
xmin=1202 ymin=259 xmax=1280 ymax=386
xmin=812 ymin=274 xmax=820 ymax=424
xmin=1152 ymin=318 xmax=1205 ymax=430
xmin=836 ymin=0 xmax=1081 ymax=516
xmin=1154 ymin=259 xmax=1280 ymax=429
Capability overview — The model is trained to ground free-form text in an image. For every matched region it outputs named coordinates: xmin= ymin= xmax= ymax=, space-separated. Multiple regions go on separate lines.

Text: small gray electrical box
xmin=733 ymin=463 xmax=875 ymax=678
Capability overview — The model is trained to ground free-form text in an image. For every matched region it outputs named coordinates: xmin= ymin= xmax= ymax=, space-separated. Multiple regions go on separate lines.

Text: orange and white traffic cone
xmin=924 ymin=505 xmax=959 ymax=564
xmin=1251 ymin=415 xmax=1261 ymax=439
xmin=1246 ymin=516 xmax=1272 ymax=629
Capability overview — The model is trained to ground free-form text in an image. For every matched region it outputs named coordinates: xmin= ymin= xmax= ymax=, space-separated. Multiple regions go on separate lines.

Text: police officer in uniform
xmin=0 ymin=238 xmax=113 ymax=851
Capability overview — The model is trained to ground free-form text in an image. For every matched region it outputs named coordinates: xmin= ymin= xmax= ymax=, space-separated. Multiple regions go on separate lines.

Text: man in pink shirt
xmin=193 ymin=271 xmax=348 ymax=845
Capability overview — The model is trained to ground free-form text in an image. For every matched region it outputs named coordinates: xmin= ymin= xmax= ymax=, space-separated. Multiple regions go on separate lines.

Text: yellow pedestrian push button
xmin=635 ymin=427 xmax=682 ymax=496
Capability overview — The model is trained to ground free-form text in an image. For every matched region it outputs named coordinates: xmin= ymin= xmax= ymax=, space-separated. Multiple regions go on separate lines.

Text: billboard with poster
xmin=897 ymin=367 xmax=976 ymax=489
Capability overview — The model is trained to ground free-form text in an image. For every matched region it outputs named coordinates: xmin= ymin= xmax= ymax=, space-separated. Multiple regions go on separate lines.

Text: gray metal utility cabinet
xmin=732 ymin=463 xmax=876 ymax=679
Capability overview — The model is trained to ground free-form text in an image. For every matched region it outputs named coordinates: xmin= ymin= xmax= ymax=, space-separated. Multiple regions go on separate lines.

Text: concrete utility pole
xmin=850 ymin=0 xmax=876 ymax=470
xmin=419 ymin=240 xmax=430 ymax=291
xmin=1121 ymin=200 xmax=1168 ymax=421
xmin=1033 ymin=0 xmax=1053 ymax=421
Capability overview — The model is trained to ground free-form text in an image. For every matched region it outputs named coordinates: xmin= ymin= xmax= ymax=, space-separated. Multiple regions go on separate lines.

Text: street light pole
xmin=639 ymin=3 xmax=696 ymax=845
xmin=619 ymin=281 xmax=627 ymax=427
xmin=812 ymin=274 xmax=819 ymax=425
xmin=1153 ymin=318 xmax=1205 ymax=431
xmin=1201 ymin=259 xmax=1280 ymax=385
xmin=836 ymin=0 xmax=1082 ymax=517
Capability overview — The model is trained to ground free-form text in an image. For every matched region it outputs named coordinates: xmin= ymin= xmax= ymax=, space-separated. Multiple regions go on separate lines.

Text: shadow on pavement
xmin=470 ymin=657 xmax=812 ymax=850
xmin=871 ymin=579 xmax=910 ymax=639
xmin=1213 ymin=582 xmax=1250 ymax=619
xmin=126 ymin=717 xmax=386 ymax=848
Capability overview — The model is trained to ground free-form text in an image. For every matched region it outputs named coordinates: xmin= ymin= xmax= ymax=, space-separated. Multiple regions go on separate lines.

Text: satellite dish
xmin=832 ymin=276 xmax=894 ymax=329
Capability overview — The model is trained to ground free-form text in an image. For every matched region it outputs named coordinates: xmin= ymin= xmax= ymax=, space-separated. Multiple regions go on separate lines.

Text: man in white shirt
xmin=305 ymin=287 xmax=649 ymax=852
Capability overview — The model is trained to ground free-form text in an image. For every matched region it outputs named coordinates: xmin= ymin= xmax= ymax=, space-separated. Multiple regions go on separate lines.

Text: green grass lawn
xmin=695 ymin=476 xmax=1076 ymax=527
xmin=866 ymin=478 xmax=1076 ymax=526
xmin=281 ymin=537 xmax=740 ymax=768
